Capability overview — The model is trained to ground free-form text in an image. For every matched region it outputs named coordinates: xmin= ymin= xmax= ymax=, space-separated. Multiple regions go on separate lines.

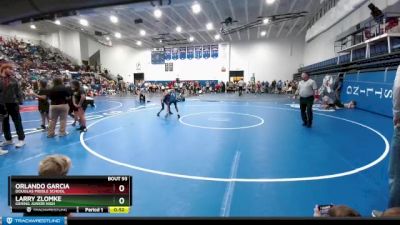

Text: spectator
xmin=47 ymin=77 xmax=71 ymax=138
xmin=29 ymin=79 xmax=50 ymax=130
xmin=277 ymin=80 xmax=283 ymax=94
xmin=389 ymin=64 xmax=400 ymax=208
xmin=238 ymin=79 xmax=245 ymax=96
xmin=24 ymin=155 xmax=71 ymax=216
xmin=382 ymin=207 xmax=400 ymax=217
xmin=373 ymin=207 xmax=400 ymax=217
xmin=39 ymin=154 xmax=71 ymax=176
xmin=314 ymin=205 xmax=361 ymax=217
xmin=0 ymin=63 xmax=25 ymax=148
xmin=0 ymin=74 xmax=7 ymax=155
xmin=333 ymin=73 xmax=344 ymax=101
xmin=71 ymin=80 xmax=87 ymax=132
xmin=320 ymin=76 xmax=336 ymax=110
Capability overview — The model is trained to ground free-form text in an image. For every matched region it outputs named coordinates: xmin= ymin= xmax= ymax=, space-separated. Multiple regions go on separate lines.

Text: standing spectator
xmin=71 ymin=80 xmax=87 ymax=132
xmin=0 ymin=63 xmax=25 ymax=148
xmin=298 ymin=72 xmax=317 ymax=128
xmin=47 ymin=77 xmax=71 ymax=138
xmin=271 ymin=80 xmax=276 ymax=93
xmin=265 ymin=81 xmax=270 ymax=94
xmin=29 ymin=79 xmax=50 ymax=130
xmin=333 ymin=73 xmax=344 ymax=101
xmin=0 ymin=75 xmax=8 ymax=155
xmin=238 ymin=79 xmax=245 ymax=96
xmin=256 ymin=81 xmax=262 ymax=94
xmin=389 ymin=64 xmax=400 ymax=208
xmin=277 ymin=80 xmax=283 ymax=94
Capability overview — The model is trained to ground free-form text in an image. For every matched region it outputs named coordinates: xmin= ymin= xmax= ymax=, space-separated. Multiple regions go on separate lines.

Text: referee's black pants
xmin=300 ymin=96 xmax=314 ymax=126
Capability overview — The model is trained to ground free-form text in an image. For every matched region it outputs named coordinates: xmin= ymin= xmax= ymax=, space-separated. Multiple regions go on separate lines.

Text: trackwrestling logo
xmin=2 ymin=217 xmax=65 ymax=225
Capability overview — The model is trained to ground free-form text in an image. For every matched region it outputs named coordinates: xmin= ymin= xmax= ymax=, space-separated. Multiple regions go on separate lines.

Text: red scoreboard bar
xmin=9 ymin=176 xmax=132 ymax=214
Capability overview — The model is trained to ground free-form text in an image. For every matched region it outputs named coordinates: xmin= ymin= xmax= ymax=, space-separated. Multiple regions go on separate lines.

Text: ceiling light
xmin=110 ymin=15 xmax=119 ymax=23
xmin=206 ymin=23 xmax=214 ymax=30
xmin=215 ymin=34 xmax=221 ymax=40
xmin=266 ymin=0 xmax=275 ymax=4
xmin=154 ymin=9 xmax=162 ymax=18
xmin=55 ymin=20 xmax=61 ymax=25
xmin=106 ymin=37 xmax=110 ymax=41
xmin=263 ymin=18 xmax=270 ymax=24
xmin=30 ymin=24 xmax=36 ymax=29
xmin=189 ymin=36 xmax=194 ymax=42
xmin=115 ymin=32 xmax=121 ymax=38
xmin=136 ymin=41 xmax=142 ymax=46
xmin=176 ymin=26 xmax=182 ymax=33
xmin=140 ymin=30 xmax=146 ymax=36
xmin=261 ymin=31 xmax=267 ymax=36
xmin=159 ymin=39 xmax=163 ymax=43
xmin=192 ymin=3 xmax=202 ymax=14
xmin=79 ymin=19 xmax=89 ymax=26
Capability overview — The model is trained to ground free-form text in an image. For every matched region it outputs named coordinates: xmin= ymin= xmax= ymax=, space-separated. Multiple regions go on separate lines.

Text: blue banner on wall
xmin=165 ymin=48 xmax=171 ymax=61
xmin=172 ymin=48 xmax=179 ymax=60
xmin=151 ymin=50 xmax=165 ymax=64
xmin=341 ymin=70 xmax=395 ymax=117
xmin=202 ymin=45 xmax=211 ymax=59
xmin=187 ymin=46 xmax=194 ymax=60
xmin=211 ymin=45 xmax=219 ymax=58
xmin=195 ymin=46 xmax=202 ymax=59
xmin=179 ymin=47 xmax=187 ymax=60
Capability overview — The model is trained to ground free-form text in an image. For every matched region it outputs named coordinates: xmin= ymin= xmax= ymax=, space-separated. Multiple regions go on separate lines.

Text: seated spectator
xmin=321 ymin=95 xmax=336 ymax=110
xmin=314 ymin=205 xmax=361 ymax=217
xmin=372 ymin=207 xmax=400 ymax=217
xmin=39 ymin=154 xmax=71 ymax=176
xmin=24 ymin=155 xmax=71 ymax=216
xmin=335 ymin=100 xmax=357 ymax=109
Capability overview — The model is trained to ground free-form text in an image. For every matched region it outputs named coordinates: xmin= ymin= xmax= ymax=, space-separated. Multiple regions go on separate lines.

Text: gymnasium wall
xmin=303 ymin=0 xmax=400 ymax=66
xmin=80 ymin=33 xmax=89 ymax=62
xmin=0 ymin=25 xmax=40 ymax=43
xmin=87 ymin=38 xmax=139 ymax=80
xmin=84 ymin=37 xmax=304 ymax=83
xmin=58 ymin=30 xmax=82 ymax=65
xmin=40 ymin=32 xmax=60 ymax=49
xmin=128 ymin=43 xmax=230 ymax=83
xmin=230 ymin=38 xmax=305 ymax=82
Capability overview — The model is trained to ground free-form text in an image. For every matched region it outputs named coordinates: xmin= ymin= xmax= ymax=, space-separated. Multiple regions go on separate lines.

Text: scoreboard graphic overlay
xmin=9 ymin=176 xmax=132 ymax=214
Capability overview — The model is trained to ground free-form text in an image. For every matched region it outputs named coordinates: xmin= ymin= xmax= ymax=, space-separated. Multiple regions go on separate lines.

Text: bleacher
xmin=298 ymin=14 xmax=400 ymax=78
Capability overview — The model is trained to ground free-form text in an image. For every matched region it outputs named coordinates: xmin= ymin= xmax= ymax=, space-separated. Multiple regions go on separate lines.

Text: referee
xmin=298 ymin=72 xmax=318 ymax=128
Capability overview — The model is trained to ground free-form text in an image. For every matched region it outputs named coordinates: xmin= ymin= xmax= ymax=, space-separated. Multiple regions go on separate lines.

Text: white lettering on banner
xmin=346 ymin=86 xmax=352 ymax=95
xmin=375 ymin=88 xmax=383 ymax=99
xmin=367 ymin=88 xmax=374 ymax=96
xmin=354 ymin=86 xmax=359 ymax=96
xmin=345 ymin=85 xmax=393 ymax=99
xmin=385 ymin=90 xmax=393 ymax=98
